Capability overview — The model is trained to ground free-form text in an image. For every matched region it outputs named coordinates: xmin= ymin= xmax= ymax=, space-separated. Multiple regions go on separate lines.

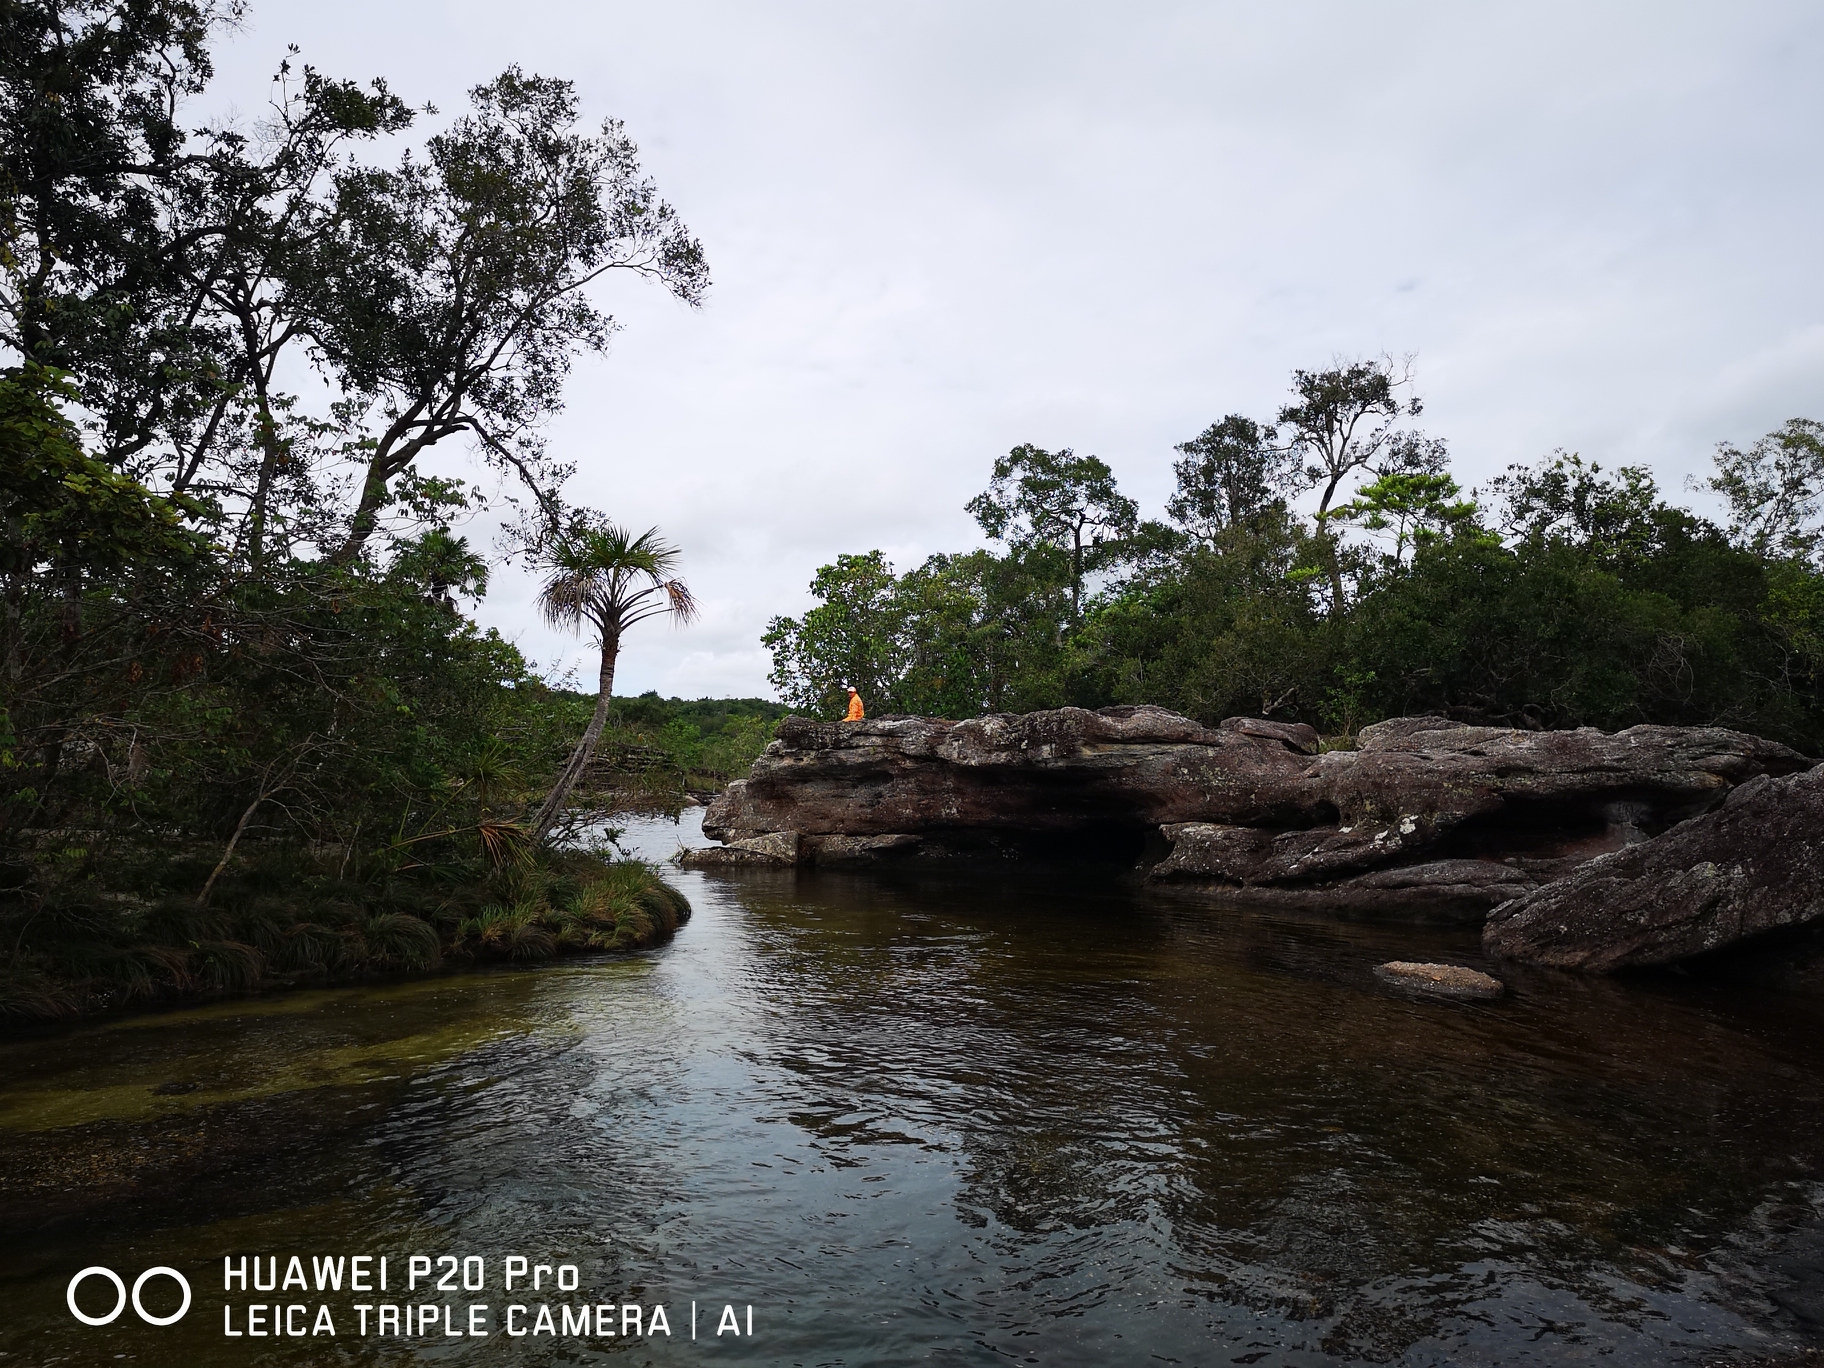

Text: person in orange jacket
xmin=844 ymin=685 xmax=865 ymax=721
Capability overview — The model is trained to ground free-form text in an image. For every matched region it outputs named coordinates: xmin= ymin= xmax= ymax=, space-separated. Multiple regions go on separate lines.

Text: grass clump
xmin=0 ymin=838 xmax=690 ymax=1023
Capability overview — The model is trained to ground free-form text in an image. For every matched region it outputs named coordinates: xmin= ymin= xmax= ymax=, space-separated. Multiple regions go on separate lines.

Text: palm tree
xmin=529 ymin=523 xmax=698 ymax=841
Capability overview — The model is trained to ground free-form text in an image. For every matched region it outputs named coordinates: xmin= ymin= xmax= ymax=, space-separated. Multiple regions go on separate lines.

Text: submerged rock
xmin=1483 ymin=763 xmax=1824 ymax=971
xmin=1374 ymin=961 xmax=1506 ymax=1000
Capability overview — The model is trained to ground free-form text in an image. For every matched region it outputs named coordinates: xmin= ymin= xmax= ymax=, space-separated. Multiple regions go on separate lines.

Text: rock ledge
xmin=698 ymin=706 xmax=1806 ymax=923
xmin=1483 ymin=763 xmax=1824 ymax=971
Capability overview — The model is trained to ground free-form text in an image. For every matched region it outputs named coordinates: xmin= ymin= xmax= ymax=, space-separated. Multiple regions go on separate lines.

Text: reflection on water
xmin=2 ymin=807 xmax=1821 ymax=1365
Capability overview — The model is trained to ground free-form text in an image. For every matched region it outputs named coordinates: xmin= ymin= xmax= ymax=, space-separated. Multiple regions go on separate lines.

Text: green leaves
xmin=1488 ymin=452 xmax=1662 ymax=564
xmin=1703 ymin=418 xmax=1824 ymax=562
xmin=764 ymin=544 xmax=1088 ymax=720
xmin=532 ymin=519 xmax=697 ymax=639
xmin=765 ymin=551 xmax=903 ymax=717
xmin=5 ymin=14 xmax=703 ymax=571
xmin=1331 ymin=470 xmax=1482 ymax=569
xmin=1277 ymin=358 xmax=1421 ymax=499
xmin=0 ymin=365 xmax=206 ymax=578
xmin=766 ymin=392 xmax=1824 ymax=751
xmin=967 ymin=443 xmax=1139 ymax=618
xmin=311 ymin=68 xmax=709 ymax=559
xmin=1168 ymin=415 xmax=1291 ymax=541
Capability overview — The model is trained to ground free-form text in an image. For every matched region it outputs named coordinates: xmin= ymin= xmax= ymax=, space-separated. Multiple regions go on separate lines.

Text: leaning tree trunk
xmin=332 ymin=463 xmax=392 ymax=565
xmin=1314 ymin=477 xmax=1347 ymax=619
xmin=530 ymin=631 xmax=619 ymax=842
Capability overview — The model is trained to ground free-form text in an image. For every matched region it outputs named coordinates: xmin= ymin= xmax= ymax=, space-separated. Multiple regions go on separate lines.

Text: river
xmin=3 ymin=809 xmax=1822 ymax=1366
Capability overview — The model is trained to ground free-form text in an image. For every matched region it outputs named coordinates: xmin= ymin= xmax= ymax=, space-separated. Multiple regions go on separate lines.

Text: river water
xmin=4 ymin=809 xmax=1823 ymax=1366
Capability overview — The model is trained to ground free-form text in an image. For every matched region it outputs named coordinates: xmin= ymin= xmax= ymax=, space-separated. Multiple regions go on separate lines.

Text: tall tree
xmin=170 ymin=58 xmax=414 ymax=569
xmin=1703 ymin=418 xmax=1824 ymax=563
xmin=1489 ymin=451 xmax=1661 ymax=564
xmin=1167 ymin=414 xmax=1289 ymax=543
xmin=308 ymin=68 xmax=710 ymax=562
xmin=1276 ymin=358 xmax=1420 ymax=614
xmin=3 ymin=19 xmax=704 ymax=573
xmin=527 ymin=521 xmax=697 ymax=841
xmin=762 ymin=551 xmax=905 ymax=719
xmin=966 ymin=443 xmax=1138 ymax=618
xmin=0 ymin=0 xmax=237 ymax=472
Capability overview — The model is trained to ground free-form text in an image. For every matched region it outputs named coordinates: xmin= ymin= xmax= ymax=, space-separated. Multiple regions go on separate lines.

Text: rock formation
xmin=687 ymin=707 xmax=1809 ymax=927
xmin=1483 ymin=762 xmax=1824 ymax=970
xmin=703 ymin=708 xmax=1324 ymax=843
xmin=1374 ymin=962 xmax=1506 ymax=1001
xmin=678 ymin=830 xmax=802 ymax=868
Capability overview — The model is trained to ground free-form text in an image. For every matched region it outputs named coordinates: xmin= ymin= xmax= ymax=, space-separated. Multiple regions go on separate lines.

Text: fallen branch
xmin=195 ymin=740 xmax=324 ymax=908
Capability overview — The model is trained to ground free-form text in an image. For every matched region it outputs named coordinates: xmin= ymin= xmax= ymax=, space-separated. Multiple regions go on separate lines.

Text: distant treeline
xmin=767 ymin=360 xmax=1824 ymax=753
xmin=587 ymin=693 xmax=786 ymax=794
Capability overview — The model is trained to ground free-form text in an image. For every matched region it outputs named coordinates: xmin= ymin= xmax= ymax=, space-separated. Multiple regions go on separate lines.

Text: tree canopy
xmin=966 ymin=443 xmax=1139 ymax=619
xmin=767 ymin=366 xmax=1824 ymax=752
xmin=2 ymin=6 xmax=707 ymax=565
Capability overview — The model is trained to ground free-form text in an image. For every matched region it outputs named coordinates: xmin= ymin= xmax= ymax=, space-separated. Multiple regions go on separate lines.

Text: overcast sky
xmin=212 ymin=2 xmax=1824 ymax=699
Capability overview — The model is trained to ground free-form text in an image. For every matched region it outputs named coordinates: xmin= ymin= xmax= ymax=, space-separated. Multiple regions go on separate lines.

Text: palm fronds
xmin=535 ymin=523 xmax=699 ymax=637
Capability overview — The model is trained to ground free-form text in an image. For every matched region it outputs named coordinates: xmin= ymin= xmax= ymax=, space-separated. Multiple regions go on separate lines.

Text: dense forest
xmin=0 ymin=2 xmax=707 ymax=1017
xmin=767 ymin=361 xmax=1824 ymax=753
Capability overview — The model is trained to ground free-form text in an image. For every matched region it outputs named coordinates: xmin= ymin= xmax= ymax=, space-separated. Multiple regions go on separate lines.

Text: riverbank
xmin=0 ymin=836 xmax=689 ymax=1024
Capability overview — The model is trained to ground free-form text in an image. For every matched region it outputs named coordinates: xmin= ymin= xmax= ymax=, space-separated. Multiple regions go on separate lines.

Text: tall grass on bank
xmin=0 ymin=840 xmax=690 ymax=1023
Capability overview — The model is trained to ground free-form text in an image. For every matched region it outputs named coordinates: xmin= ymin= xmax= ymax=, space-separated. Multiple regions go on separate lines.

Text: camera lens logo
xmin=67 ymin=1266 xmax=192 ymax=1326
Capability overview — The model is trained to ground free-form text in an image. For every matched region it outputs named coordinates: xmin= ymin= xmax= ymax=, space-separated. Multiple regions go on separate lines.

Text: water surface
xmin=3 ymin=809 xmax=1822 ymax=1366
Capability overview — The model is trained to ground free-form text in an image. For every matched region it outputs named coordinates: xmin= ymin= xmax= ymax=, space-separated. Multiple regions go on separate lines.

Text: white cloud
xmin=209 ymin=0 xmax=1824 ymax=696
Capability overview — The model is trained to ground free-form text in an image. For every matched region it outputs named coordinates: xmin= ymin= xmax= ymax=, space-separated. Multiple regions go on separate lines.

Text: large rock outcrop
xmin=691 ymin=706 xmax=1808 ymax=918
xmin=1482 ymin=763 xmax=1824 ymax=970
xmin=704 ymin=708 xmax=1323 ymax=842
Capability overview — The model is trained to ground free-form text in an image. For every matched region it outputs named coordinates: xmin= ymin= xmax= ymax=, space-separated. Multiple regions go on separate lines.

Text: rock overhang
xmin=697 ymin=705 xmax=1810 ymax=929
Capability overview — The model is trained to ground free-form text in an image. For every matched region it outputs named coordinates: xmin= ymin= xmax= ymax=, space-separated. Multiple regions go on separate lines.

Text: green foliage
xmin=1279 ymin=359 xmax=1421 ymax=504
xmin=311 ymin=70 xmax=710 ymax=558
xmin=387 ymin=529 xmax=490 ymax=609
xmin=533 ymin=520 xmax=696 ymax=646
xmin=557 ymin=693 xmax=785 ymax=796
xmin=764 ymin=551 xmax=903 ymax=717
xmin=1702 ymin=417 xmax=1824 ymax=561
xmin=1488 ymin=452 xmax=1663 ymax=564
xmin=0 ymin=840 xmax=688 ymax=1021
xmin=1168 ymin=415 xmax=1292 ymax=542
xmin=0 ymin=0 xmax=230 ymax=455
xmin=966 ymin=443 xmax=1139 ymax=617
xmin=0 ymin=16 xmax=708 ymax=1021
xmin=1332 ymin=470 xmax=1483 ymax=568
xmin=764 ymin=411 xmax=1824 ymax=753
xmin=1276 ymin=357 xmax=1425 ymax=615
xmin=0 ymin=366 xmax=205 ymax=579
xmin=1074 ymin=508 xmax=1321 ymax=720
xmin=765 ymin=545 xmax=1078 ymax=718
xmin=0 ymin=373 xmax=699 ymax=1020
xmin=610 ymin=692 xmax=788 ymax=735
xmin=2 ymin=10 xmax=705 ymax=565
